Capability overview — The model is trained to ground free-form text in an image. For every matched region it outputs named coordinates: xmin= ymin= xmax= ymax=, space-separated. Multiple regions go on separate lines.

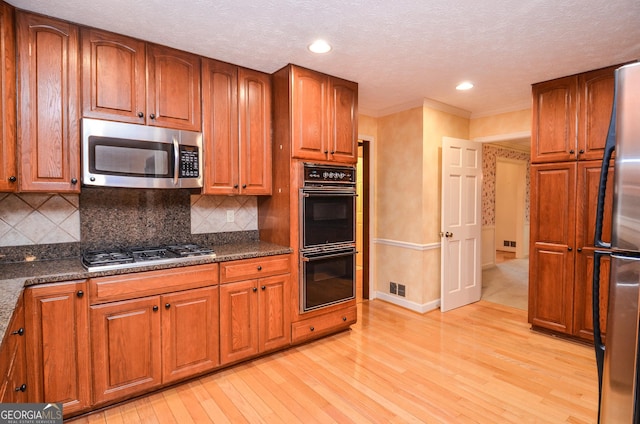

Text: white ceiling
xmin=9 ymin=0 xmax=640 ymax=118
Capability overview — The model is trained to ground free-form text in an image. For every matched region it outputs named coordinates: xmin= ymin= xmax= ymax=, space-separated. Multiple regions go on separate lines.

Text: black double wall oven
xmin=300 ymin=163 xmax=357 ymax=312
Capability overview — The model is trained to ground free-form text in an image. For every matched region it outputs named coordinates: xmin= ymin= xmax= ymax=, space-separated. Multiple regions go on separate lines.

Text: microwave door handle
xmin=173 ymin=136 xmax=179 ymax=186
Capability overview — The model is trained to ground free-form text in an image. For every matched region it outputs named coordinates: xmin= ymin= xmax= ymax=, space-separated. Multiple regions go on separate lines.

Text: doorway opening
xmin=356 ymin=139 xmax=370 ymax=302
xmin=480 ymin=142 xmax=530 ymax=311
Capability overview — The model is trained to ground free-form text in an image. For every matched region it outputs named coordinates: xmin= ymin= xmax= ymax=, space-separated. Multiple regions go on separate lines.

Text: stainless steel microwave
xmin=81 ymin=118 xmax=203 ymax=189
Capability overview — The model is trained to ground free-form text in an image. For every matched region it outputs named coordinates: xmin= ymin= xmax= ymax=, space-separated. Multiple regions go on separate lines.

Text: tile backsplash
xmin=0 ymin=189 xmax=258 ymax=250
xmin=0 ymin=193 xmax=80 ymax=247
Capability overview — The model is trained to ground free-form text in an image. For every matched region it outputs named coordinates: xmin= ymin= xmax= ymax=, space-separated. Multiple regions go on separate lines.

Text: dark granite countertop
xmin=0 ymin=241 xmax=291 ymax=345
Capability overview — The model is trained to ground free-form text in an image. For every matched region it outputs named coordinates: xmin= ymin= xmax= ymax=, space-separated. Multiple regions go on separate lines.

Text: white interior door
xmin=441 ymin=137 xmax=482 ymax=312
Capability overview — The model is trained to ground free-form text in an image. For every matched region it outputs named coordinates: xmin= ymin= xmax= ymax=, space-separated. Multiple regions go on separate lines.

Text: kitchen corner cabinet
xmin=219 ymin=255 xmax=291 ymax=364
xmin=275 ymin=64 xmax=358 ymax=164
xmin=0 ymin=2 xmax=16 ymax=192
xmin=24 ymin=280 xmax=91 ymax=416
xmin=81 ymin=28 xmax=201 ymax=131
xmin=0 ymin=295 xmax=26 ymax=403
xmin=531 ymin=65 xmax=617 ymax=163
xmin=202 ymin=59 xmax=272 ymax=195
xmin=17 ymin=12 xmax=81 ymax=192
xmin=529 ymin=160 xmax=613 ymax=340
xmin=89 ymin=264 xmax=219 ymax=405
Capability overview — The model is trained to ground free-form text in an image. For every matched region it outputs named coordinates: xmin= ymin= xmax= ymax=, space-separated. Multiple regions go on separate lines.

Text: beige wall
xmin=469 ymin=109 xmax=531 ymax=139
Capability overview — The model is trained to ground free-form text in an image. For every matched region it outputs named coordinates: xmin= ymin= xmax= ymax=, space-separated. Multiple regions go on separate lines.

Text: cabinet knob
xmin=165 ymin=303 xmax=171 ymax=309
xmin=71 ymin=178 xmax=78 ymax=185
xmin=76 ymin=290 xmax=84 ymax=298
xmin=153 ymin=305 xmax=159 ymax=312
xmin=242 ymin=184 xmax=247 ymax=189
xmin=233 ymin=184 xmax=239 ymax=189
xmin=324 ymin=150 xmax=328 ymax=154
xmin=8 ymin=176 xmax=16 ymax=183
xmin=343 ymin=316 xmax=347 ymax=322
xmin=579 ymin=149 xmax=585 ymax=154
xmin=261 ymin=285 xmax=266 ymax=290
xmin=12 ymin=327 xmax=24 ymax=336
xmin=310 ymin=326 xmax=315 ymax=331
xmin=577 ymin=247 xmax=583 ymax=252
xmin=257 ymin=265 xmax=262 ymax=271
xmin=569 ymin=149 xmax=575 ymax=155
xmin=150 ymin=113 xmax=156 ymax=120
xmin=331 ymin=151 xmax=335 ymax=155
xmin=15 ymin=384 xmax=26 ymax=392
xmin=138 ymin=112 xmax=144 ymax=118
xmin=253 ymin=287 xmax=258 ymax=292
xmin=568 ymin=247 xmax=573 ymax=252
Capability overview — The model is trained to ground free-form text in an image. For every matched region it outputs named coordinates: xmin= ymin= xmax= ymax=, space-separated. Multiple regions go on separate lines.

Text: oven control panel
xmin=303 ymin=163 xmax=356 ymax=186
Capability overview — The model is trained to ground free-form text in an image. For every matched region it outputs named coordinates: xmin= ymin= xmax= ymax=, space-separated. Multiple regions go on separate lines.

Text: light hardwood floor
xmin=67 ymin=300 xmax=598 ymax=423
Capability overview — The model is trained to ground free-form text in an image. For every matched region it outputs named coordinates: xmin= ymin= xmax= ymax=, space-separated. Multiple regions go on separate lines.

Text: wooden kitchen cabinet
xmin=0 ymin=295 xmax=26 ymax=403
xmin=162 ymin=286 xmax=219 ymax=383
xmin=202 ymin=59 xmax=272 ymax=195
xmin=0 ymin=2 xmax=16 ymax=192
xmin=81 ymin=27 xmax=146 ymax=124
xmin=17 ymin=12 xmax=81 ymax=192
xmin=90 ymin=296 xmax=162 ymax=404
xmin=90 ymin=263 xmax=219 ymax=404
xmin=219 ymin=255 xmax=291 ymax=364
xmin=81 ymin=28 xmax=201 ymax=131
xmin=529 ymin=160 xmax=614 ymax=340
xmin=24 ymin=280 xmax=91 ymax=416
xmin=274 ymin=64 xmax=357 ymax=164
xmin=531 ymin=65 xmax=617 ymax=163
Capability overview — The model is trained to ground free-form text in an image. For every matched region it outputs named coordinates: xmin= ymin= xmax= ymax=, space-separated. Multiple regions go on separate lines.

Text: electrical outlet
xmin=510 ymin=241 xmax=516 ymax=247
xmin=398 ymin=284 xmax=406 ymax=297
xmin=390 ymin=282 xmax=397 ymax=294
xmin=226 ymin=210 xmax=235 ymax=223
xmin=503 ymin=240 xmax=510 ymax=247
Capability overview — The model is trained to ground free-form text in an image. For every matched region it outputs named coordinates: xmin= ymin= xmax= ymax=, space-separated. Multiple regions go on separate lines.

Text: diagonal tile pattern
xmin=0 ymin=193 xmax=80 ymax=247
xmin=190 ymin=195 xmax=257 ymax=234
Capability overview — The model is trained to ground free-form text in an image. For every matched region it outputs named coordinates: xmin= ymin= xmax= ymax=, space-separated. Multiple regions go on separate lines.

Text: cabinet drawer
xmin=291 ymin=306 xmax=357 ymax=344
xmin=89 ymin=263 xmax=218 ymax=304
xmin=220 ymin=255 xmax=290 ymax=283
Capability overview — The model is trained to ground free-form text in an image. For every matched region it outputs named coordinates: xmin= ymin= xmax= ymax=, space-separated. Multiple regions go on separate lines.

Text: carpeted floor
xmin=481 ymin=258 xmax=529 ymax=310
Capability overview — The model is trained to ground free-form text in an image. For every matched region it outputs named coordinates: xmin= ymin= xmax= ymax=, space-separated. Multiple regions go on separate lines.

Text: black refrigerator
xmin=594 ymin=61 xmax=640 ymax=423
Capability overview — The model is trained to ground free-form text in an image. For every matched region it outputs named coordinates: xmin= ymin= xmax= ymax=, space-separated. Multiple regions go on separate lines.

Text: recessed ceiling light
xmin=456 ymin=81 xmax=474 ymax=90
xmin=308 ymin=39 xmax=332 ymax=54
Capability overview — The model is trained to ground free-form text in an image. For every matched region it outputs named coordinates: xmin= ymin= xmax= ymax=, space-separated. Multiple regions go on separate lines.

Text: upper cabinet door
xmin=238 ymin=67 xmax=272 ymax=195
xmin=146 ymin=43 xmax=201 ymax=131
xmin=202 ymin=58 xmax=238 ymax=194
xmin=0 ymin=3 xmax=16 ymax=192
xmin=291 ymin=66 xmax=330 ymax=162
xmin=81 ymin=28 xmax=146 ymax=124
xmin=17 ymin=12 xmax=80 ymax=192
xmin=577 ymin=66 xmax=617 ymax=161
xmin=531 ymin=75 xmax=578 ymax=164
xmin=329 ymin=76 xmax=358 ymax=164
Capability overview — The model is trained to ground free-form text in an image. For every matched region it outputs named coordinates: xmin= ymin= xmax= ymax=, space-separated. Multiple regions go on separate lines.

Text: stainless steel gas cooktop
xmin=82 ymin=244 xmax=216 ymax=272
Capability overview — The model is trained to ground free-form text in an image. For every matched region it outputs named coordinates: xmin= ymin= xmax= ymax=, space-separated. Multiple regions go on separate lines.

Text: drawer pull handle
xmin=343 ymin=317 xmax=347 ymax=322
xmin=12 ymin=328 xmax=24 ymax=336
xmin=310 ymin=326 xmax=315 ymax=331
xmin=257 ymin=265 xmax=262 ymax=271
xmin=15 ymin=384 xmax=26 ymax=392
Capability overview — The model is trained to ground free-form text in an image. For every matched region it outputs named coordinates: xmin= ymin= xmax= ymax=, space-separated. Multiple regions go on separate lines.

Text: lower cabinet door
xmin=258 ymin=274 xmax=291 ymax=352
xmin=25 ymin=281 xmax=91 ymax=416
xmin=91 ymin=296 xmax=162 ymax=404
xmin=219 ymin=280 xmax=259 ymax=364
xmin=162 ymin=287 xmax=219 ymax=383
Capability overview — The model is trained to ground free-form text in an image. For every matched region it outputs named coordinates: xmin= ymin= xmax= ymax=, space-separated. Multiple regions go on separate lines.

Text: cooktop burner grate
xmin=82 ymin=243 xmax=216 ymax=271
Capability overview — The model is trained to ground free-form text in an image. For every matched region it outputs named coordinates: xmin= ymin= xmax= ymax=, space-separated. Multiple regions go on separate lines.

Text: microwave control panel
xmin=179 ymin=145 xmax=200 ymax=178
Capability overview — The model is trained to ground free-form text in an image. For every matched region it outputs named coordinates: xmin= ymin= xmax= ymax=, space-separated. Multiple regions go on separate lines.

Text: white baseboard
xmin=375 ymin=292 xmax=440 ymax=314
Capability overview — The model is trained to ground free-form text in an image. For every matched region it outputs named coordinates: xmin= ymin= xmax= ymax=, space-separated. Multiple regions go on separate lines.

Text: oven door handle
xmin=302 ymin=192 xmax=357 ymax=198
xmin=302 ymin=250 xmax=357 ymax=262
